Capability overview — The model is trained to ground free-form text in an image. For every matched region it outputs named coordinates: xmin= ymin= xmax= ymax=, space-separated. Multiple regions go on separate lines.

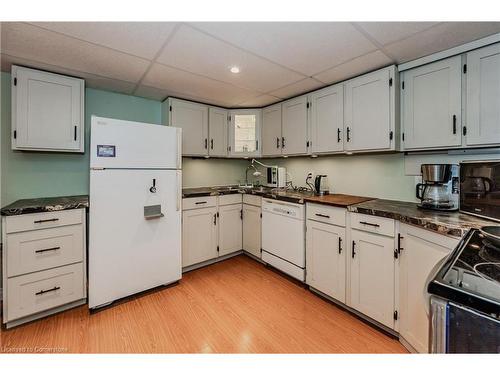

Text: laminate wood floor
xmin=0 ymin=255 xmax=407 ymax=353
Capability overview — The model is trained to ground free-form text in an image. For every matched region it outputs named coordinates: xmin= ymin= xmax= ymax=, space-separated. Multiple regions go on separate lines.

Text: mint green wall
xmin=1 ymin=72 xmax=161 ymax=206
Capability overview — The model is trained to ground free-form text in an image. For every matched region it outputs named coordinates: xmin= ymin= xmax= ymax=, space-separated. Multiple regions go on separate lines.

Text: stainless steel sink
xmin=211 ymin=186 xmax=240 ymax=192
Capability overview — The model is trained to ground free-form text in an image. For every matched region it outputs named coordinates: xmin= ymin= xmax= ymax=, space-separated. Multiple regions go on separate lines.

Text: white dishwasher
xmin=261 ymin=198 xmax=306 ymax=281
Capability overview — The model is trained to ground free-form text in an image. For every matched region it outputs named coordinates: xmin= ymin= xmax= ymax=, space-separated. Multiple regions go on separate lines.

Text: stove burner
xmin=480 ymin=240 xmax=500 ymax=262
xmin=473 ymin=262 xmax=500 ymax=283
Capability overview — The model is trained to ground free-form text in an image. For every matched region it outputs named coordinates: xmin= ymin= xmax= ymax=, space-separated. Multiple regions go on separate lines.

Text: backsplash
xmin=255 ymin=154 xmax=417 ymax=202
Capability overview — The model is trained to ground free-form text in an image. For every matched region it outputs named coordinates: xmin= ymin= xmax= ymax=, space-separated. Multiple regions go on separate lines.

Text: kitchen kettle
xmin=314 ymin=175 xmax=329 ymax=195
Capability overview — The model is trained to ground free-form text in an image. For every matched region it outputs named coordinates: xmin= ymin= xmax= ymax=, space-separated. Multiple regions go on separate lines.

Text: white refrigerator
xmin=89 ymin=116 xmax=182 ymax=309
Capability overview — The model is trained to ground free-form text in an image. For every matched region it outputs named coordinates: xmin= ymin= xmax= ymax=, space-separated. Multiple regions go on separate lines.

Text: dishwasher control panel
xmin=262 ymin=199 xmax=305 ymax=220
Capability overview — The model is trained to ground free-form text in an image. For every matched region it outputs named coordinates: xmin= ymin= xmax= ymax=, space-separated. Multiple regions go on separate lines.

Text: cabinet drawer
xmin=350 ymin=212 xmax=395 ymax=237
xmin=5 ymin=209 xmax=84 ymax=234
xmin=182 ymin=196 xmax=217 ymax=210
xmin=243 ymin=194 xmax=261 ymax=207
xmin=306 ymin=203 xmax=346 ymax=227
xmin=7 ymin=263 xmax=85 ymax=322
xmin=218 ymin=194 xmax=242 ymax=206
xmin=7 ymin=224 xmax=84 ymax=277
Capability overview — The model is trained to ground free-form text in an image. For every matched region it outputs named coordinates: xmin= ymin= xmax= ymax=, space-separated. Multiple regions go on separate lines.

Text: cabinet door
xmin=310 ymin=85 xmax=344 ymax=153
xmin=262 ymin=104 xmax=282 ymax=157
xmin=402 ymin=56 xmax=462 ymax=149
xmin=282 ymin=95 xmax=309 ymax=155
xmin=242 ymin=204 xmax=261 ymax=258
xmin=350 ymin=229 xmax=395 ymax=329
xmin=169 ymin=98 xmax=208 ymax=156
xmin=219 ymin=204 xmax=243 ymax=256
xmin=12 ymin=66 xmax=84 ymax=152
xmin=208 ymin=107 xmax=228 ymax=157
xmin=466 ymin=43 xmax=500 ymax=146
xmin=399 ymin=224 xmax=458 ymax=353
xmin=344 ymin=67 xmax=392 ymax=152
xmin=228 ymin=109 xmax=261 ymax=157
xmin=306 ymin=220 xmax=346 ymax=303
xmin=182 ymin=207 xmax=218 ymax=267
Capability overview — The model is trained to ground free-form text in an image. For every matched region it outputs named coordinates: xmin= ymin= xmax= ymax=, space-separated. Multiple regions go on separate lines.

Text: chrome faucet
xmin=245 ymin=164 xmax=260 ymax=187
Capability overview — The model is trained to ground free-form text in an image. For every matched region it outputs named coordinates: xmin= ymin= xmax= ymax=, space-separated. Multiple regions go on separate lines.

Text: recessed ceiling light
xmin=230 ymin=66 xmax=240 ymax=74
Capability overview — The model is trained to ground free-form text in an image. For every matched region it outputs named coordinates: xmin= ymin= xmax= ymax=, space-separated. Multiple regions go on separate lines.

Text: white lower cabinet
xmin=2 ymin=208 xmax=87 ymax=328
xmin=242 ymin=203 xmax=261 ymax=258
xmin=182 ymin=195 xmax=243 ymax=268
xmin=349 ymin=228 xmax=396 ymax=329
xmin=306 ymin=219 xmax=346 ymax=303
xmin=398 ymin=223 xmax=459 ymax=353
xmin=182 ymin=206 xmax=218 ymax=267
xmin=218 ymin=203 xmax=243 ymax=256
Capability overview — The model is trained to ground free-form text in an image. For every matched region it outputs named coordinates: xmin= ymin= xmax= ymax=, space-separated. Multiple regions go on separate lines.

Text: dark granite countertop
xmin=348 ymin=199 xmax=497 ymax=238
xmin=304 ymin=194 xmax=373 ymax=208
xmin=1 ymin=195 xmax=89 ymax=216
xmin=183 ymin=185 xmax=316 ymax=204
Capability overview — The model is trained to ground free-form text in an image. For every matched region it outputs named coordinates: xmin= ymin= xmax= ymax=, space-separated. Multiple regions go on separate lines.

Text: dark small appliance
xmin=314 ymin=175 xmax=329 ymax=195
xmin=460 ymin=160 xmax=500 ymax=222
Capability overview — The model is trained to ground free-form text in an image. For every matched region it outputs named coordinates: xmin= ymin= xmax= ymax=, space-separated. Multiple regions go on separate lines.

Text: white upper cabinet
xmin=262 ymin=103 xmax=282 ymax=157
xmin=208 ymin=107 xmax=228 ymax=157
xmin=163 ymin=98 xmax=209 ymax=156
xmin=228 ymin=109 xmax=261 ymax=158
xmin=401 ymin=56 xmax=462 ymax=150
xmin=12 ymin=65 xmax=84 ymax=152
xmin=310 ymin=84 xmax=344 ymax=154
xmin=466 ymin=43 xmax=500 ymax=147
xmin=344 ymin=66 xmax=397 ymax=152
xmin=281 ymin=95 xmax=309 ymax=155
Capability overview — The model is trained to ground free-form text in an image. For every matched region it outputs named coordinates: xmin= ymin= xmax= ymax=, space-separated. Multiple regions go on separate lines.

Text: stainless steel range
xmin=428 ymin=228 xmax=500 ymax=353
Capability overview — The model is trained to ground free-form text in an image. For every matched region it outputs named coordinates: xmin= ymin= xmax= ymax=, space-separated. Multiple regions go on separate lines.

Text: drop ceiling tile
xmin=133 ymin=85 xmax=172 ymax=101
xmin=268 ymin=78 xmax=324 ymax=99
xmin=355 ymin=22 xmax=439 ymax=46
xmin=0 ymin=53 xmax=136 ymax=95
xmin=190 ymin=22 xmax=377 ymax=76
xmin=158 ymin=24 xmax=305 ymax=93
xmin=29 ymin=22 xmax=177 ymax=60
xmin=1 ymin=22 xmax=150 ymax=82
xmin=314 ymin=50 xmax=394 ymax=84
xmin=385 ymin=22 xmax=500 ymax=63
xmin=235 ymin=94 xmax=281 ymax=108
xmin=133 ymin=84 xmax=219 ymax=105
xmin=142 ymin=63 xmax=259 ymax=106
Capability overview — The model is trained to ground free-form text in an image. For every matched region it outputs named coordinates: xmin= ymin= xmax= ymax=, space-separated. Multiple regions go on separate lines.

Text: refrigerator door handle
xmin=176 ymin=128 xmax=182 ymax=169
xmin=176 ymin=170 xmax=182 ymax=211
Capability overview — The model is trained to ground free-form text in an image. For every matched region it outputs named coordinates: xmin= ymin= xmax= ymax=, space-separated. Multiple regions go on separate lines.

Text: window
xmin=229 ymin=109 xmax=261 ymax=156
xmin=234 ymin=114 xmax=257 ymax=153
